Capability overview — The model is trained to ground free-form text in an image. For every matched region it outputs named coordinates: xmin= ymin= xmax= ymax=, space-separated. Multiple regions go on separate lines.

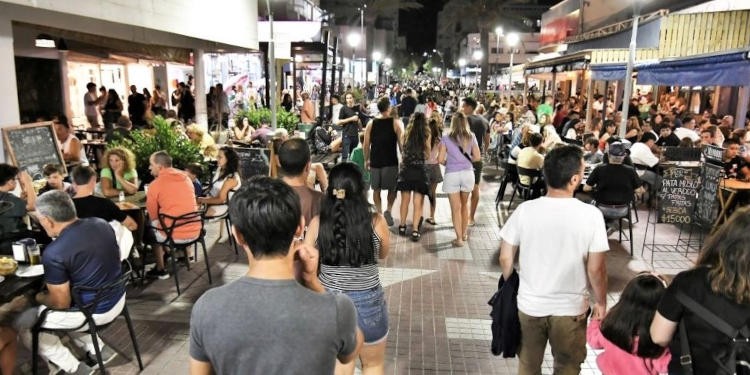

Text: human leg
xmin=460 ymin=191 xmax=470 ymax=240
xmin=469 ymin=184 xmax=480 ymax=225
xmin=359 ymin=340 xmax=387 ymax=375
xmin=517 ymin=311 xmax=549 ymax=375
xmin=411 ymin=193 xmax=424 ymax=232
xmin=427 ymin=182 xmax=438 ymax=223
xmin=447 ymin=193 xmax=463 ymax=245
xmin=373 ymin=189 xmax=382 ymax=213
xmin=386 ymin=190 xmax=397 ymax=213
xmin=548 ymin=314 xmax=587 ymax=375
xmin=334 ymin=360 xmax=356 ymax=375
xmin=0 ymin=327 xmax=16 ymax=375
xmin=399 ymin=191 xmax=411 ymax=234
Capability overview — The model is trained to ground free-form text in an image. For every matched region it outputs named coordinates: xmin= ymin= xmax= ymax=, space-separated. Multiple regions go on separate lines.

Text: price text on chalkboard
xmin=658 ymin=166 xmax=700 ymax=224
xmin=2 ymin=122 xmax=65 ymax=179
xmin=695 ymin=163 xmax=722 ymax=226
xmin=234 ymin=147 xmax=271 ymax=180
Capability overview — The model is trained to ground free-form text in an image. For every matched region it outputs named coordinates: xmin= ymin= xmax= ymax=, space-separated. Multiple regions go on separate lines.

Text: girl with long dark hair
xmin=588 ymin=272 xmax=670 ymax=374
xmin=396 ymin=112 xmax=431 ymax=241
xmin=425 ymin=113 xmax=443 ymax=226
xmin=305 ymin=163 xmax=390 ymax=375
xmin=198 ymin=146 xmax=240 ymax=217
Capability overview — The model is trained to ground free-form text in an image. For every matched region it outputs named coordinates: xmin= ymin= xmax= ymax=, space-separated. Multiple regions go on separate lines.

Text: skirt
xmin=426 ymin=163 xmax=443 ymax=184
xmin=396 ymin=164 xmax=429 ymax=195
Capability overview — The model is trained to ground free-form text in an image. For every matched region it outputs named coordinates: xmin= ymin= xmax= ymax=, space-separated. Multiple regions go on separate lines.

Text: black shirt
xmin=586 ymin=163 xmax=640 ymax=205
xmin=656 ymin=133 xmax=681 ymax=147
xmin=723 ymin=156 xmax=748 ymax=179
xmin=340 ymin=105 xmax=360 ymax=137
xmin=657 ymin=267 xmax=750 ymax=374
xmin=399 ymin=96 xmax=417 ymax=118
xmin=467 ymin=114 xmax=490 ymax=151
xmin=369 ymin=117 xmax=398 ymax=168
xmin=73 ymin=195 xmax=128 ymax=223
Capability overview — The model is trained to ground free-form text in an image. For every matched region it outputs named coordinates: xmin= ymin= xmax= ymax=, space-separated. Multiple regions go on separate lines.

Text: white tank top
xmin=61 ymin=134 xmax=89 ymax=166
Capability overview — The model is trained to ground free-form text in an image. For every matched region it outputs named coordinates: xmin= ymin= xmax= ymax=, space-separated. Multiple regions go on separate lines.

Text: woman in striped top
xmin=305 ymin=162 xmax=391 ymax=375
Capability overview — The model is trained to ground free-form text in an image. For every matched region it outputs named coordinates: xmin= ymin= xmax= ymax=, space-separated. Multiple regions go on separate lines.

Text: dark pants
xmin=342 ymin=135 xmax=359 ymax=161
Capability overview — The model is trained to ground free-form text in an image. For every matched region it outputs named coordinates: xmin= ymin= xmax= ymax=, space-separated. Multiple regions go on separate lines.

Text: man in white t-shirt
xmin=499 ymin=145 xmax=609 ymax=375
xmin=628 ymin=132 xmax=662 ymax=190
xmin=673 ymin=115 xmax=699 ymax=143
xmin=83 ymin=82 xmax=100 ymax=128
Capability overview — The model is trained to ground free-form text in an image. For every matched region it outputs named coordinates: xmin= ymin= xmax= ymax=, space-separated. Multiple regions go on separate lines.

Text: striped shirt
xmin=320 ymin=233 xmax=382 ymax=291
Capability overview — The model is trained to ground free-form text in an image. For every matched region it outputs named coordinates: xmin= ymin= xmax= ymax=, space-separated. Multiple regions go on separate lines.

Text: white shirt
xmin=84 ymin=92 xmax=98 ymax=117
xmin=331 ymin=103 xmax=343 ymax=123
xmin=500 ymin=197 xmax=609 ymax=316
xmin=629 ymin=142 xmax=659 ymax=169
xmin=673 ymin=127 xmax=699 ymax=142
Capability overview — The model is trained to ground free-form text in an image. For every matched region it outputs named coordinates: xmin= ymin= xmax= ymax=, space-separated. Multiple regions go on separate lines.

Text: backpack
xmin=676 ymin=291 xmax=750 ymax=375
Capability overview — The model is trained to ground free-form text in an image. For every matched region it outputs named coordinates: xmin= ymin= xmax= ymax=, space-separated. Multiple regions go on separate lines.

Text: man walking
xmin=277 ymin=138 xmax=324 ymax=225
xmin=127 ymin=85 xmax=146 ymax=128
xmin=364 ymin=96 xmax=403 ymax=226
xmin=462 ymin=97 xmax=490 ymax=225
xmin=499 ymin=146 xmax=609 ymax=375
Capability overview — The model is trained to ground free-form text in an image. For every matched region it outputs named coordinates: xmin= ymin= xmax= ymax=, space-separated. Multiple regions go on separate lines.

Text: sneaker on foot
xmin=85 ymin=345 xmax=118 ymax=366
xmin=71 ymin=362 xmax=96 ymax=375
xmin=383 ymin=211 xmax=394 ymax=226
xmin=145 ymin=268 xmax=170 ymax=280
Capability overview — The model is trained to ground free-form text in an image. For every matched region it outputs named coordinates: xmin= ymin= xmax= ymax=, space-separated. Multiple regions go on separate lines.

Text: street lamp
xmin=347 ymin=32 xmax=361 ymax=85
xmin=619 ymin=0 xmax=647 ymax=138
xmin=372 ymin=51 xmax=382 ymax=62
xmin=472 ymin=50 xmax=483 ymax=61
xmin=458 ymin=58 xmax=467 ymax=67
xmin=384 ymin=57 xmax=392 ymax=66
xmin=506 ymin=32 xmax=520 ymax=93
xmin=494 ymin=26 xmax=503 ymax=89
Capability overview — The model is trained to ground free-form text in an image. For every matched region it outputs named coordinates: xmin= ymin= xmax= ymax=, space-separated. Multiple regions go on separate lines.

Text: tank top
xmin=370 ymin=117 xmax=398 ymax=168
xmin=61 ymin=134 xmax=89 ymax=166
xmin=319 ymin=231 xmax=382 ymax=291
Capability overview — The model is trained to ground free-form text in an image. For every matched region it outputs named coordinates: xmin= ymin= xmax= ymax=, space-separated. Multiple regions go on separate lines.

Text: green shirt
xmin=100 ymin=168 xmax=137 ymax=190
xmin=349 ymin=146 xmax=370 ymax=184
xmin=537 ymin=103 xmax=553 ymax=120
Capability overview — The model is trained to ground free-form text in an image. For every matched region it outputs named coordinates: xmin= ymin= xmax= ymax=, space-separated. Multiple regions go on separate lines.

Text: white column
xmin=0 ymin=15 xmax=20 ymax=161
xmin=193 ymin=49 xmax=208 ymax=131
xmin=736 ymin=85 xmax=749 ymax=129
xmin=59 ymin=50 xmax=73 ymax=125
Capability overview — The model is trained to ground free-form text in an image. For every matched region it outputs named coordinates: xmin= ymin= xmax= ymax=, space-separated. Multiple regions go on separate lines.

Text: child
xmin=38 ymin=164 xmax=74 ymax=195
xmin=184 ymin=163 xmax=204 ymax=197
xmin=349 ymin=132 xmax=370 ymax=189
xmin=583 ymin=136 xmax=603 ymax=165
xmin=587 ymin=272 xmax=671 ymax=375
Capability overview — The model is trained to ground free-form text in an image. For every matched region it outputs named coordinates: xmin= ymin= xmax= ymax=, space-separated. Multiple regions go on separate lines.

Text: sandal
xmin=425 ymin=218 xmax=436 ymax=225
xmin=411 ymin=231 xmax=421 ymax=242
xmin=417 ymin=217 xmax=424 ymax=232
xmin=451 ymin=239 xmax=464 ymax=247
xmin=463 ymin=233 xmax=469 ymax=241
xmin=398 ymin=225 xmax=407 ymax=236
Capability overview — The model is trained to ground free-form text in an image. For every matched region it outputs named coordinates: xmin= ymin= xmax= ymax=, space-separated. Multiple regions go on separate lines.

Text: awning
xmin=637 ymin=51 xmax=750 ymax=86
xmin=524 ymin=51 xmax=590 ymax=77
xmin=590 ymin=63 xmax=626 ymax=81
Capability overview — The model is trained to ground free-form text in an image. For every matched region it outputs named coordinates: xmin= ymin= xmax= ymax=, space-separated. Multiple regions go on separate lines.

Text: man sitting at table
xmin=656 ymin=125 xmax=680 ymax=147
xmin=584 ymin=142 xmax=644 ymax=234
xmin=629 ymin=132 xmax=661 ymax=190
xmin=723 ymin=138 xmax=750 ymax=180
xmin=53 ymin=116 xmax=89 ymax=167
xmin=0 ymin=164 xmax=39 ymax=253
xmin=145 ymin=151 xmax=200 ymax=280
xmin=516 ymin=132 xmax=546 ymax=197
xmin=25 ymin=190 xmax=123 ymax=374
xmin=70 ymin=166 xmax=137 ymax=231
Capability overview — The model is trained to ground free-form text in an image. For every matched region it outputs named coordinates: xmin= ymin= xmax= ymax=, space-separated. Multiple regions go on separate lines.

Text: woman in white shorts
xmin=438 ymin=113 xmax=481 ymax=247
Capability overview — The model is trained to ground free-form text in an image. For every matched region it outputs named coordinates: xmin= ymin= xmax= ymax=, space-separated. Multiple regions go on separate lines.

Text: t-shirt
xmin=100 ymin=168 xmax=137 ymax=191
xmin=73 ymin=195 xmax=128 ymax=223
xmin=723 ymin=156 xmax=748 ymax=179
xmin=442 ymin=134 xmax=477 ymax=174
xmin=499 ymin=197 xmax=609 ymax=316
xmin=586 ymin=164 xmax=641 ymax=205
xmin=42 ymin=218 xmax=123 ymax=313
xmin=0 ymin=192 xmax=27 ymax=236
xmin=516 ymin=147 xmax=544 ymax=186
xmin=629 ymin=142 xmax=659 ymax=169
xmin=290 ymin=185 xmax=323 ymax=226
xmin=467 ymin=114 xmax=490 ymax=151
xmin=189 ymin=277 xmax=358 ymax=375
xmin=84 ymin=92 xmax=98 ymax=117
xmin=340 ymin=106 xmax=360 ymax=137
xmin=656 ymin=133 xmax=681 ymax=147
xmin=673 ymin=127 xmax=699 ymax=143
xmin=657 ymin=267 xmax=750 ymax=374
xmin=536 ymin=103 xmax=553 ymax=119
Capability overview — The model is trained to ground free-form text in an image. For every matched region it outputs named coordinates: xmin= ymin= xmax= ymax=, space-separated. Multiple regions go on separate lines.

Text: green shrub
xmin=233 ymin=106 xmax=299 ymax=134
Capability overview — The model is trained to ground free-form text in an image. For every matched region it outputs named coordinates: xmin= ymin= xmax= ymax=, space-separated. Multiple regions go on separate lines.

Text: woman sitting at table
xmin=232 ymin=117 xmax=254 ymax=141
xmin=198 ymin=146 xmax=240 ymax=217
xmin=100 ymin=146 xmax=139 ymax=197
xmin=186 ymin=124 xmax=218 ymax=159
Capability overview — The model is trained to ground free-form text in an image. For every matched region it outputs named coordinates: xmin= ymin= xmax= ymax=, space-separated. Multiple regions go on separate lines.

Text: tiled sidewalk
xmin=17 ymin=169 xmax=698 ymax=374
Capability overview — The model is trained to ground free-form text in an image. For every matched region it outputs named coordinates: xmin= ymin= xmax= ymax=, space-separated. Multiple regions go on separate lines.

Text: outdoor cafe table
xmin=715 ymin=178 xmax=750 ymax=227
xmin=0 ymin=271 xmax=44 ymax=303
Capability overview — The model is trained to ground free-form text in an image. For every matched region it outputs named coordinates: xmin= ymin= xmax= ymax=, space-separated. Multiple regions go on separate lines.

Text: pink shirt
xmin=586 ymin=319 xmax=671 ymax=375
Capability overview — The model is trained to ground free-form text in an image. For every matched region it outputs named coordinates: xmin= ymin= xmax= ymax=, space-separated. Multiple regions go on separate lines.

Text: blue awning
xmin=590 ymin=63 xmax=627 ymax=81
xmin=636 ymin=51 xmax=750 ymax=86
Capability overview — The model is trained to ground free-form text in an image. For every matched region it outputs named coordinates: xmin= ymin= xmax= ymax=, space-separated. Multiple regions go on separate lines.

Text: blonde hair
xmin=185 ymin=124 xmax=205 ymax=137
xmin=103 ymin=146 xmax=136 ymax=173
xmin=449 ymin=112 xmax=473 ymax=147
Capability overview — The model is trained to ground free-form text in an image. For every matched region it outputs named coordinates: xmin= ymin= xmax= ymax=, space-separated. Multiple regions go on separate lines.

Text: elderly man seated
xmin=583 ymin=142 xmax=644 ymax=235
xmin=24 ymin=191 xmax=124 ymax=374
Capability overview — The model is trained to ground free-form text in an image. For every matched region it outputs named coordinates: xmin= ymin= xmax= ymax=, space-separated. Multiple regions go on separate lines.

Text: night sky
xmin=399 ymin=0 xmax=448 ymax=53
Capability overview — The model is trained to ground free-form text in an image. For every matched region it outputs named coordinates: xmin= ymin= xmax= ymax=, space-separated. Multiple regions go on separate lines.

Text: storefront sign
xmin=540 ymin=0 xmax=580 ymax=47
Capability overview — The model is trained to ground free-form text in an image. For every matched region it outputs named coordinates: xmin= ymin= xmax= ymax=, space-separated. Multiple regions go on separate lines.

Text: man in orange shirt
xmin=145 ymin=151 xmax=200 ymax=279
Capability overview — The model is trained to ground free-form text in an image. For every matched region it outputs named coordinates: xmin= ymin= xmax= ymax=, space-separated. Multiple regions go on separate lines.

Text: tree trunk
xmin=480 ymin=28 xmax=490 ymax=91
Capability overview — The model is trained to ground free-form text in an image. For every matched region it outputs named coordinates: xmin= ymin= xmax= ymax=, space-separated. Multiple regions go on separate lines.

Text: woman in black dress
xmin=396 ymin=112 xmax=431 ymax=241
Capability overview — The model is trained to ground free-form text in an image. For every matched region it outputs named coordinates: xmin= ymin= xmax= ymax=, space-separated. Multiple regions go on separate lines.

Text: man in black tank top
xmin=363 ymin=97 xmax=403 ymax=226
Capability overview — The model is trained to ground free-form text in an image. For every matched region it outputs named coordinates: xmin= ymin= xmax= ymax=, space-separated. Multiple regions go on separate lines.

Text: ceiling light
xmin=35 ymin=34 xmax=55 ymax=48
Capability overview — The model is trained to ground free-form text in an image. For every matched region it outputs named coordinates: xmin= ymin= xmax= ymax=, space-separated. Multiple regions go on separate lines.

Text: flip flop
xmin=425 ymin=218 xmax=436 ymax=225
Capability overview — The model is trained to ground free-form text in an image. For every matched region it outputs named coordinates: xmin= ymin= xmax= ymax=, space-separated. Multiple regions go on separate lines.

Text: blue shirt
xmin=192 ymin=179 xmax=203 ymax=197
xmin=42 ymin=218 xmax=123 ymax=313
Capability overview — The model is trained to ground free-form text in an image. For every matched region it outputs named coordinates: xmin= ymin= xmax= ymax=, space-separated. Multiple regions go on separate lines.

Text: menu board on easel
xmin=233 ymin=146 xmax=273 ymax=180
xmin=2 ymin=122 xmax=65 ymax=179
xmin=657 ymin=165 xmax=700 ymax=224
xmin=694 ymin=144 xmax=724 ymax=226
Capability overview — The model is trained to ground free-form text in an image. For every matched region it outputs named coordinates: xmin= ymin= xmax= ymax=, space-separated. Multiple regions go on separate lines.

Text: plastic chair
xmin=508 ymin=166 xmax=544 ymax=209
xmin=157 ymin=211 xmax=212 ymax=295
xmin=31 ymin=271 xmax=143 ymax=374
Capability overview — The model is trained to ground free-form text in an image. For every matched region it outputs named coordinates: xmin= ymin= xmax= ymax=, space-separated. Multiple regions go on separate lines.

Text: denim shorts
xmin=329 ymin=285 xmax=389 ymax=344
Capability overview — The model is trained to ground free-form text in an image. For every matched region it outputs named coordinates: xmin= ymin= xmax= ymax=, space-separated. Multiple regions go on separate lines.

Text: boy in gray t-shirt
xmin=189 ymin=177 xmax=362 ymax=374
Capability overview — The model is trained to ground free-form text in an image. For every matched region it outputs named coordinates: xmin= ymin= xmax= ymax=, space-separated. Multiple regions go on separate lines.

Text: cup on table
xmin=28 ymin=245 xmax=41 ymax=266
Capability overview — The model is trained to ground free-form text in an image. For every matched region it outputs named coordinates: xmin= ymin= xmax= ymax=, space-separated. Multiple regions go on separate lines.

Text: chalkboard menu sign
xmin=658 ymin=166 xmax=700 ymax=224
xmin=695 ymin=162 xmax=723 ymax=226
xmin=2 ymin=122 xmax=65 ymax=179
xmin=234 ymin=147 xmax=272 ymax=180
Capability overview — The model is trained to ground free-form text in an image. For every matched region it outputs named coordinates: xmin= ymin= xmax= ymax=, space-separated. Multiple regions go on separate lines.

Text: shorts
xmin=329 ymin=286 xmax=389 ymax=344
xmin=472 ymin=161 xmax=483 ymax=185
xmin=370 ymin=166 xmax=398 ymax=191
xmin=149 ymin=220 xmax=198 ymax=244
xmin=426 ymin=163 xmax=443 ymax=184
xmin=443 ymin=170 xmax=475 ymax=194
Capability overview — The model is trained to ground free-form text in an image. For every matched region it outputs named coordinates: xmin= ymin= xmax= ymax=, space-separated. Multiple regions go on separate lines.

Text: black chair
xmin=597 ymin=201 xmax=635 ymax=256
xmin=495 ymin=163 xmax=518 ymax=209
xmin=157 ymin=211 xmax=212 ymax=295
xmin=508 ymin=166 xmax=544 ymax=209
xmin=201 ymin=189 xmax=239 ymax=256
xmin=31 ymin=271 xmax=143 ymax=374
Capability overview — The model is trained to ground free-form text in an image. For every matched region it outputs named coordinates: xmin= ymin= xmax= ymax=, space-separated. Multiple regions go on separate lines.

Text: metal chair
xmin=201 ymin=189 xmax=239 ymax=255
xmin=495 ymin=163 xmax=518 ymax=209
xmin=597 ymin=201 xmax=635 ymax=256
xmin=31 ymin=271 xmax=143 ymax=374
xmin=508 ymin=166 xmax=545 ymax=209
xmin=157 ymin=211 xmax=212 ymax=295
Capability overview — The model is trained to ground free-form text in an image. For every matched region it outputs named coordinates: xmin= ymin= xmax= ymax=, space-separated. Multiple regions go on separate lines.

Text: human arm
xmin=650 ymin=311 xmax=678 ymax=347
xmin=313 ymin=163 xmax=328 ymax=191
xmin=62 ymin=137 xmax=82 ymax=163
xmin=373 ymin=213 xmax=390 ymax=259
xmin=586 ymin=252 xmax=608 ymax=319
xmin=499 ymin=240 xmax=518 ymax=281
xmin=189 ymin=359 xmax=212 ymax=375
xmin=18 ymin=171 xmax=36 ymax=210
xmin=437 ymin=143 xmax=447 ymax=165
xmin=198 ymin=176 xmax=238 ymax=205
xmin=294 ymin=243 xmax=325 ymax=293
xmin=395 ymin=119 xmax=404 ymax=155
xmin=36 ymin=282 xmax=72 ymax=310
xmin=363 ymin=120 xmax=373 ymax=169
xmin=114 ymin=169 xmax=139 ymax=195
xmin=336 ymin=107 xmax=359 ymax=126
xmin=302 ymin=101 xmax=315 ymax=121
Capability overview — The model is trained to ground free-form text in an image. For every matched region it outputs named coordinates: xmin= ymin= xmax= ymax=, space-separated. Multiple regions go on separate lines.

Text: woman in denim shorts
xmin=305 ymin=163 xmax=391 ymax=375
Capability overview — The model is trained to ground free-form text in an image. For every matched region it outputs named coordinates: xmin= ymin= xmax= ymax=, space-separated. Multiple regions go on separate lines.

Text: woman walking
xmin=438 ymin=112 xmax=480 ymax=247
xmin=305 ymin=163 xmax=390 ymax=375
xmin=396 ymin=112 xmax=431 ymax=241
xmin=425 ymin=113 xmax=443 ymax=226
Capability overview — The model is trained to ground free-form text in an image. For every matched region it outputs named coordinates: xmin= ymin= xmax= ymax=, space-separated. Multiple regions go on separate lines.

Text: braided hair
xmin=318 ymin=163 xmax=375 ymax=267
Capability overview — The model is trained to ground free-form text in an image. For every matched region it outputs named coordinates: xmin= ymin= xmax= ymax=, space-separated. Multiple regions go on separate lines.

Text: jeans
xmin=341 ymin=135 xmax=359 ymax=161
xmin=329 ymin=286 xmax=389 ymax=344
xmin=517 ymin=310 xmax=587 ymax=375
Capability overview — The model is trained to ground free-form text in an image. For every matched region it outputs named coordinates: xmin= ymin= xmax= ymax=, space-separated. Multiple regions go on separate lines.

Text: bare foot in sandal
xmin=451 ymin=239 xmax=464 ymax=247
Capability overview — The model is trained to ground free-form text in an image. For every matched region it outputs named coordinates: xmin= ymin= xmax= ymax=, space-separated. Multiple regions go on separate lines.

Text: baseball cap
xmin=608 ymin=142 xmax=626 ymax=157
